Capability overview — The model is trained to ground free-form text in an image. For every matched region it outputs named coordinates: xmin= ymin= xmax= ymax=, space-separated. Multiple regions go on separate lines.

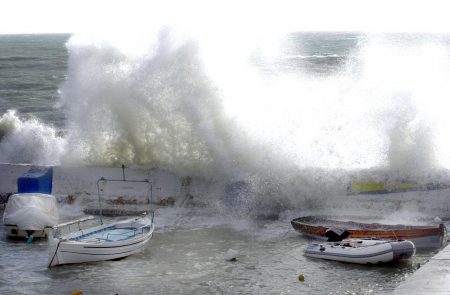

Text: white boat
xmin=304 ymin=239 xmax=415 ymax=265
xmin=48 ymin=213 xmax=154 ymax=267
xmin=48 ymin=166 xmax=155 ymax=267
xmin=3 ymin=193 xmax=59 ymax=240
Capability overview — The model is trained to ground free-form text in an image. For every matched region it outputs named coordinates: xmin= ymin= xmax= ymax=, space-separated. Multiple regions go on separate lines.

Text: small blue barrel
xmin=17 ymin=166 xmax=53 ymax=194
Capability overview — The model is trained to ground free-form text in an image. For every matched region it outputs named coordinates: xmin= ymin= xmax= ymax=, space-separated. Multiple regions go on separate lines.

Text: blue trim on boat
xmin=61 ymin=244 xmax=145 ymax=256
xmin=82 ymin=236 xmax=151 ymax=248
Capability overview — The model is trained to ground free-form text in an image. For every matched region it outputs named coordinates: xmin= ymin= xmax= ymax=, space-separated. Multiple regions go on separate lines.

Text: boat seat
xmin=76 ymin=237 xmax=104 ymax=243
xmin=103 ymin=228 xmax=140 ymax=241
xmin=96 ymin=237 xmax=114 ymax=242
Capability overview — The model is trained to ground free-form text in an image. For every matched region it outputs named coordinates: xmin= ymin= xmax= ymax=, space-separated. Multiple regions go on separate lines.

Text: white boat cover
xmin=3 ymin=193 xmax=59 ymax=230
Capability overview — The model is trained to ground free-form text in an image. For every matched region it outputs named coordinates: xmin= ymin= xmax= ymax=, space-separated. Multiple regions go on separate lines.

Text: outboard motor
xmin=26 ymin=230 xmax=35 ymax=244
xmin=325 ymin=227 xmax=350 ymax=242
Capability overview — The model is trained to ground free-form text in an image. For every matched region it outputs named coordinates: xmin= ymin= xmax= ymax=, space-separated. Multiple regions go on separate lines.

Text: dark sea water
xmin=0 ymin=207 xmax=437 ymax=295
xmin=0 ymin=34 xmax=68 ymax=129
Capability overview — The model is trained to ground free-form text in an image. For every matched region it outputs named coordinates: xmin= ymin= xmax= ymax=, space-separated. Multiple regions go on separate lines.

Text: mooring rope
xmin=48 ymin=239 xmax=62 ymax=268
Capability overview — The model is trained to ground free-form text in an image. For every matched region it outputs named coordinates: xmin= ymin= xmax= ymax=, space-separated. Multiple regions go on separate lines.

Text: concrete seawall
xmin=0 ymin=163 xmax=31 ymax=195
xmin=0 ymin=163 xmax=198 ymax=214
xmin=2 ymin=163 xmax=450 ymax=219
xmin=0 ymin=163 xmax=182 ymax=198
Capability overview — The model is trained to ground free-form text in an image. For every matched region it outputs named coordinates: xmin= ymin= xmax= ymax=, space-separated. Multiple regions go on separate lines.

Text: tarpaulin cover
xmin=17 ymin=167 xmax=53 ymax=194
xmin=3 ymin=193 xmax=59 ymax=230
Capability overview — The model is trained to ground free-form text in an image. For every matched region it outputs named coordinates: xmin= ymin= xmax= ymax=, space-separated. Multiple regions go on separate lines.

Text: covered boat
xmin=291 ymin=216 xmax=447 ymax=249
xmin=304 ymin=238 xmax=415 ymax=264
xmin=3 ymin=193 xmax=59 ymax=239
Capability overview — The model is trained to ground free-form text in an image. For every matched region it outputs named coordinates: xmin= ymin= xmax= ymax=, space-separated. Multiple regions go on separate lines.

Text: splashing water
xmin=0 ymin=110 xmax=65 ymax=165
xmin=2 ymin=31 xmax=450 ymax=295
xmin=2 ymin=30 xmax=450 ymax=185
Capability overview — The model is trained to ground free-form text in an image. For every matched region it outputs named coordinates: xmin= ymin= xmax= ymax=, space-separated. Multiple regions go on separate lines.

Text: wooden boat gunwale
xmin=48 ymin=214 xmax=154 ymax=267
xmin=291 ymin=216 xmax=447 ymax=248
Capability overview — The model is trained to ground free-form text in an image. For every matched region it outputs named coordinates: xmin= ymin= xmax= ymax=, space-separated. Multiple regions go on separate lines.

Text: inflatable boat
xmin=304 ymin=239 xmax=415 ymax=264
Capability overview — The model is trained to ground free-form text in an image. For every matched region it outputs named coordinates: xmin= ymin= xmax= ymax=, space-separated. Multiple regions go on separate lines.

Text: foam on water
xmin=0 ymin=110 xmax=65 ymax=165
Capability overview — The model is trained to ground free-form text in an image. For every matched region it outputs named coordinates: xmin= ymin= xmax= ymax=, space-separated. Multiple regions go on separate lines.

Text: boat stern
xmin=391 ymin=240 xmax=416 ymax=260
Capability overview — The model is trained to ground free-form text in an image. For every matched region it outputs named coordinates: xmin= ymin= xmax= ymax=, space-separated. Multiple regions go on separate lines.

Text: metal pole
xmin=96 ymin=177 xmax=105 ymax=225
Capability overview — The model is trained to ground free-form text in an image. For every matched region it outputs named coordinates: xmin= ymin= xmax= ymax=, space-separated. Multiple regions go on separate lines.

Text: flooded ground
xmin=0 ymin=207 xmax=440 ymax=295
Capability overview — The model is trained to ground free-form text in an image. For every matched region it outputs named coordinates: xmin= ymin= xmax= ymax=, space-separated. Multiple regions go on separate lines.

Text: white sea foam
xmin=60 ymin=30 xmax=227 ymax=175
xmin=2 ymin=30 xmax=450 ymax=215
xmin=58 ymin=29 xmax=370 ymax=176
xmin=0 ymin=110 xmax=65 ymax=165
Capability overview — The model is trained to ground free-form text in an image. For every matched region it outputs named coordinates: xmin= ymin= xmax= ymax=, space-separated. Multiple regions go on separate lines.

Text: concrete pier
xmin=394 ymin=243 xmax=450 ymax=294
xmin=0 ymin=163 xmax=185 ymax=198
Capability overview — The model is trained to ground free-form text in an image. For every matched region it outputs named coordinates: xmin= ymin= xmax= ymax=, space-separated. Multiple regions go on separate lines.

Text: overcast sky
xmin=1 ymin=0 xmax=450 ymax=34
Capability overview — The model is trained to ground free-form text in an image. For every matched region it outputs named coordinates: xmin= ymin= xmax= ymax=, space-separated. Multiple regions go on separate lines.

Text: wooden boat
xmin=48 ymin=166 xmax=155 ymax=267
xmin=304 ymin=238 xmax=415 ymax=265
xmin=291 ymin=216 xmax=447 ymax=249
xmin=48 ymin=213 xmax=153 ymax=267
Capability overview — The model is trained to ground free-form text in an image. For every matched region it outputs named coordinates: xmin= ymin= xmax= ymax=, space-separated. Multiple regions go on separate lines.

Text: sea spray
xmin=2 ymin=31 xmax=450 ymax=215
xmin=10 ymin=30 xmax=449 ymax=177
xmin=60 ymin=30 xmax=246 ymax=176
xmin=354 ymin=35 xmax=450 ymax=171
xmin=53 ymin=28 xmax=447 ymax=214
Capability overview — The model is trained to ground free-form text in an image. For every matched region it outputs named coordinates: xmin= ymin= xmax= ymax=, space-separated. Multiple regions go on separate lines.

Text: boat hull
xmin=291 ymin=216 xmax=447 ymax=249
xmin=48 ymin=216 xmax=154 ymax=267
